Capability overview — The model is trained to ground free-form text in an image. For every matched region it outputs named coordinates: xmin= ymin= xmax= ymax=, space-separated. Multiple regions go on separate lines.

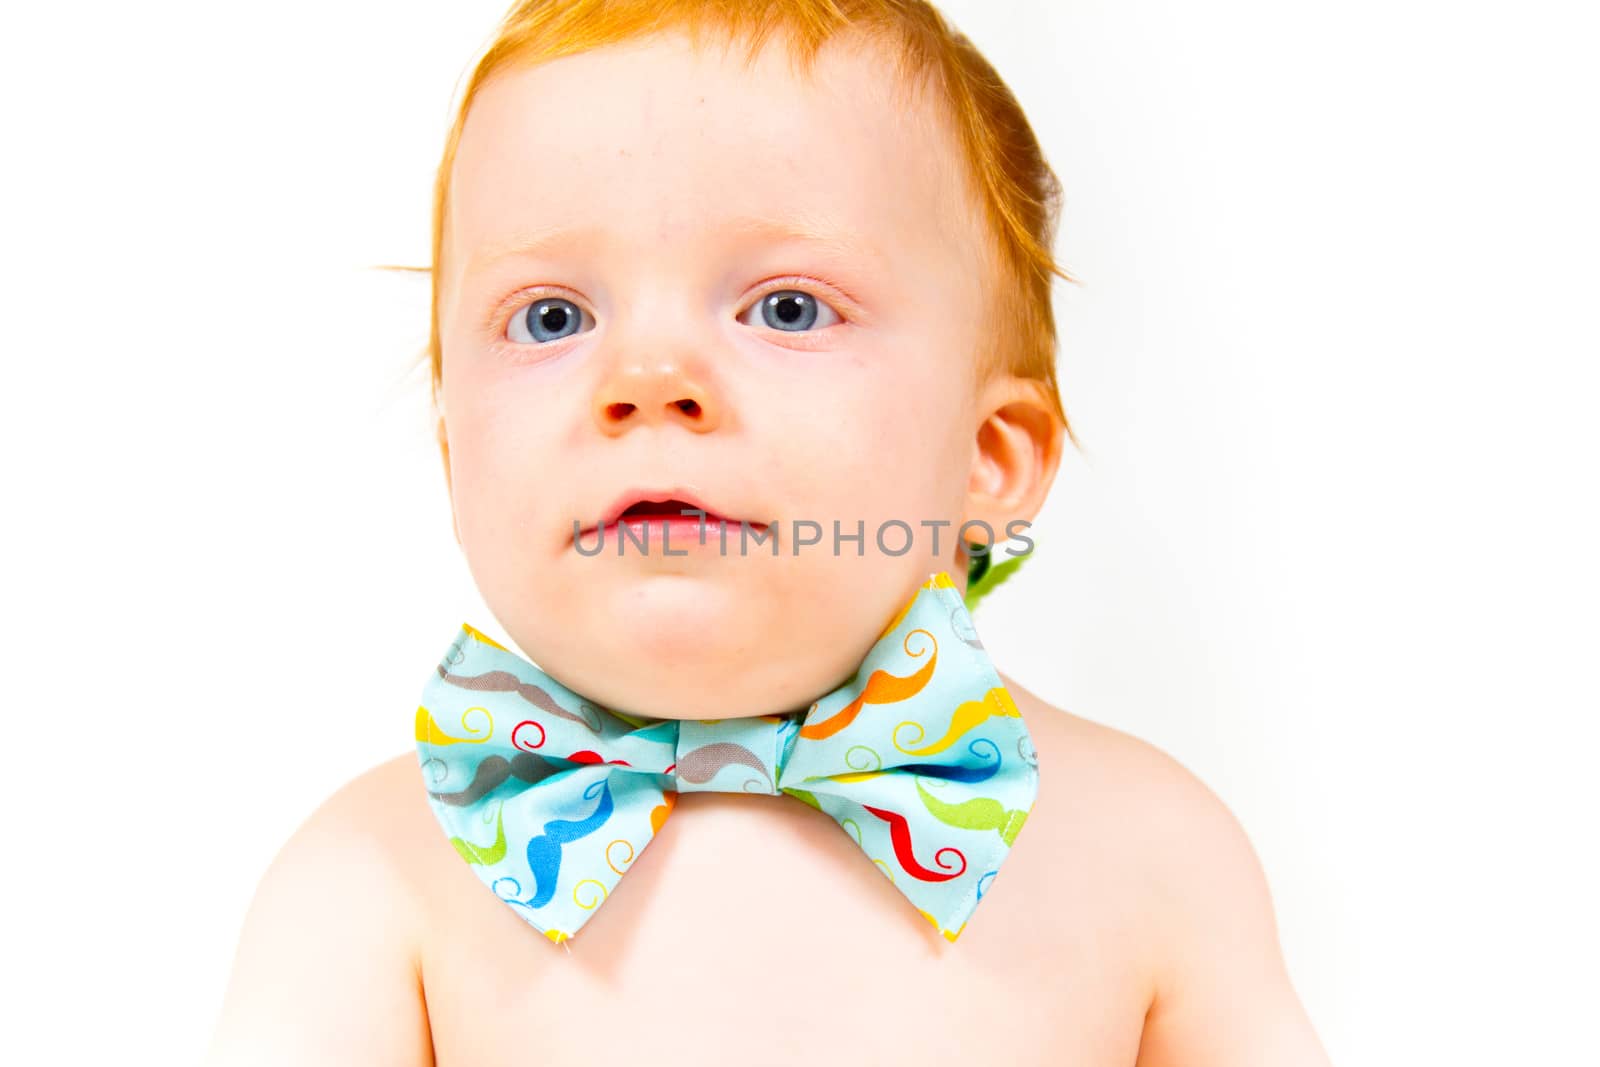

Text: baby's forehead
xmin=444 ymin=31 xmax=982 ymax=284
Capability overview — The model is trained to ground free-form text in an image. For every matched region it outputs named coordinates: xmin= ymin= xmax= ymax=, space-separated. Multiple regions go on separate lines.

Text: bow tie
xmin=413 ymin=571 xmax=1040 ymax=945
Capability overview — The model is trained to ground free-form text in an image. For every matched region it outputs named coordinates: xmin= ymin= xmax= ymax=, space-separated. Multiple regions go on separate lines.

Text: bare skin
xmin=207 ymin=27 xmax=1330 ymax=1065
xmin=205 ymin=680 xmax=1330 ymax=1066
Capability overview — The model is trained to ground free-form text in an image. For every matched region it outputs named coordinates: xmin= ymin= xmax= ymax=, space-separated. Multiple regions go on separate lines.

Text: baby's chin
xmin=496 ymin=563 xmax=878 ymax=720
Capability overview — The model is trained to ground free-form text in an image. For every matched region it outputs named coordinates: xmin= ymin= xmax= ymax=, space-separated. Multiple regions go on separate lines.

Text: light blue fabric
xmin=414 ymin=570 xmax=1040 ymax=944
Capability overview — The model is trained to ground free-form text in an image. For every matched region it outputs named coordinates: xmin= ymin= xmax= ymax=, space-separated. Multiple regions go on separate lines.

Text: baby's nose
xmin=593 ymin=363 xmax=719 ymax=435
xmin=671 ymin=714 xmax=800 ymax=795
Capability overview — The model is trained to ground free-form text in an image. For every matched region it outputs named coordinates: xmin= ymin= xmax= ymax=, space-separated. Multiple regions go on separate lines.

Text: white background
xmin=4 ymin=1 xmax=1596 ymax=1063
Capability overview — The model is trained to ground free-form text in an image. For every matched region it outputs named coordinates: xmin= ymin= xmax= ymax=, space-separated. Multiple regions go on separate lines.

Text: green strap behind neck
xmin=963 ymin=539 xmax=1037 ymax=613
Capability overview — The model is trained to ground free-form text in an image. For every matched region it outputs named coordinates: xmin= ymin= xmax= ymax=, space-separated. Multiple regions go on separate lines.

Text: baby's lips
xmin=586 ymin=486 xmax=760 ymax=533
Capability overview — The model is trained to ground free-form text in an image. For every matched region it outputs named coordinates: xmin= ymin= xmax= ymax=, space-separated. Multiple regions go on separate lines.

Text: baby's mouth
xmin=575 ymin=493 xmax=771 ymax=547
xmin=620 ymin=497 xmax=713 ymax=521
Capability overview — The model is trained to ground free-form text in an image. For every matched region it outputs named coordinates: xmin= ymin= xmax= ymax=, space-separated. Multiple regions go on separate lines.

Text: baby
xmin=207 ymin=2 xmax=1331 ymax=1064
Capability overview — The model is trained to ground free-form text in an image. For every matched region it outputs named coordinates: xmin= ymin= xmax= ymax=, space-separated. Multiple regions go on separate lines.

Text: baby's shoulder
xmin=313 ymin=749 xmax=469 ymax=929
xmin=1005 ymin=671 xmax=1239 ymax=832
xmin=234 ymin=751 xmax=437 ymax=945
xmin=997 ymin=679 xmax=1332 ymax=1063
xmin=999 ymin=673 xmax=1280 ymax=964
xmin=315 ymin=749 xmax=449 ymax=884
xmin=206 ymin=754 xmax=440 ymax=1064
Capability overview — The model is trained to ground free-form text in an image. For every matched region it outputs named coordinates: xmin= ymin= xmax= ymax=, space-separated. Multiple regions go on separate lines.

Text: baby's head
xmin=423 ymin=0 xmax=1078 ymax=719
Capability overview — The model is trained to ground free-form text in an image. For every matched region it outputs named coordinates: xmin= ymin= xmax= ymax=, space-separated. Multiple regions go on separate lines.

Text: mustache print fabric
xmin=414 ymin=570 xmax=1041 ymax=945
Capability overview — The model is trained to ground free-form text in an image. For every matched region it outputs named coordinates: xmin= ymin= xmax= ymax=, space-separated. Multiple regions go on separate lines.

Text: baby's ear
xmin=962 ymin=376 xmax=1065 ymax=546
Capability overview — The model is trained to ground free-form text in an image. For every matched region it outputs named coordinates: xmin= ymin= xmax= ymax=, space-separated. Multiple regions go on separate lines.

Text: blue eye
xmin=740 ymin=289 xmax=843 ymax=333
xmin=508 ymin=298 xmax=589 ymax=344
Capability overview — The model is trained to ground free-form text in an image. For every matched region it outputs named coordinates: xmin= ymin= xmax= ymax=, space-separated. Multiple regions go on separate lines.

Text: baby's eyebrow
xmin=461 ymin=212 xmax=888 ymax=280
xmin=721 ymin=213 xmax=889 ymax=268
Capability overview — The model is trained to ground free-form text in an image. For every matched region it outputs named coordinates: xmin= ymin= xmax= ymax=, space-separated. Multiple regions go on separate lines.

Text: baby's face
xmin=438 ymin=30 xmax=999 ymax=718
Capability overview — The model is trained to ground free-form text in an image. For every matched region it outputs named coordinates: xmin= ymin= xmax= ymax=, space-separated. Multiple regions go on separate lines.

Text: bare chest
xmin=416 ymin=790 xmax=1149 ymax=1066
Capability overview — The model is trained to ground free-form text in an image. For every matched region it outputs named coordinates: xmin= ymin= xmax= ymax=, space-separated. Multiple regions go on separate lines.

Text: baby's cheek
xmin=450 ymin=433 xmax=553 ymax=566
xmin=455 ymin=391 xmax=558 ymax=483
xmin=788 ymin=408 xmax=955 ymax=530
